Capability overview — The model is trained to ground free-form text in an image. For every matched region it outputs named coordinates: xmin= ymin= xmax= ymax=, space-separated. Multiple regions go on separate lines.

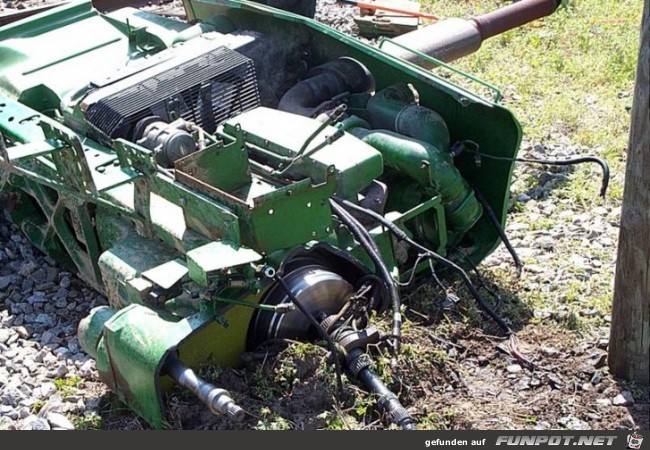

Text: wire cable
xmin=329 ymin=199 xmax=403 ymax=357
xmin=453 ymin=140 xmax=610 ymax=198
xmin=335 ymin=198 xmax=514 ymax=335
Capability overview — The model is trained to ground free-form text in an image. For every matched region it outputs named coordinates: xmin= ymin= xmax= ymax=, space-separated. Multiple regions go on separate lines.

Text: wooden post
xmin=608 ymin=0 xmax=650 ymax=385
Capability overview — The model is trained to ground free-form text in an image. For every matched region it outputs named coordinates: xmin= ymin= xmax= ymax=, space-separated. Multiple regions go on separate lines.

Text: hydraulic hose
xmin=470 ymin=183 xmax=523 ymax=276
xmin=334 ymin=198 xmax=514 ymax=335
xmin=329 ymin=199 xmax=403 ymax=354
xmin=512 ymin=155 xmax=609 ymax=198
xmin=458 ymin=142 xmax=610 ymax=198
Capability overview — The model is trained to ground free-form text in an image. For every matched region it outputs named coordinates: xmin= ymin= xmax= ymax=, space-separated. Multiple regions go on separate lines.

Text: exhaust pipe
xmin=384 ymin=0 xmax=562 ymax=67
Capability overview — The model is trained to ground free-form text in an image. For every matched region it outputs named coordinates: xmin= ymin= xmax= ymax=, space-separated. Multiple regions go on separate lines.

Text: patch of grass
xmin=71 ymin=411 xmax=103 ymax=430
xmin=54 ymin=376 xmax=82 ymax=396
xmin=249 ymin=366 xmax=283 ymax=402
xmin=524 ymin=416 xmax=538 ymax=426
xmin=255 ymin=408 xmax=292 ymax=430
xmin=421 ymin=0 xmax=641 ymax=339
xmin=31 ymin=399 xmax=45 ymax=414
xmin=417 ymin=407 xmax=461 ymax=430
xmin=623 ymin=381 xmax=644 ymax=399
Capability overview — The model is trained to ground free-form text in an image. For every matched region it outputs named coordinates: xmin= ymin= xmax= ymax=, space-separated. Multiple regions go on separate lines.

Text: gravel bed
xmin=0 ymin=217 xmax=108 ymax=430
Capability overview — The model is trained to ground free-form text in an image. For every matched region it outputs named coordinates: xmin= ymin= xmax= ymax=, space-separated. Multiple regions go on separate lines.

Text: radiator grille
xmin=85 ymin=46 xmax=260 ymax=139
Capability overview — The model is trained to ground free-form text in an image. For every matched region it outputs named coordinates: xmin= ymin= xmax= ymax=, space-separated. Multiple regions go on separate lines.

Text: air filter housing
xmin=83 ymin=43 xmax=260 ymax=140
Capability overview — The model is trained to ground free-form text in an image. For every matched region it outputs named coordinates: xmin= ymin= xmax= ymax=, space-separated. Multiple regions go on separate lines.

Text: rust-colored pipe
xmin=385 ymin=0 xmax=562 ymax=67
xmin=474 ymin=0 xmax=562 ymax=39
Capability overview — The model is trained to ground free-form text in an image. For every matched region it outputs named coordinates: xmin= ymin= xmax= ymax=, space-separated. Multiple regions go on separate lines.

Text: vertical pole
xmin=608 ymin=0 xmax=650 ymax=385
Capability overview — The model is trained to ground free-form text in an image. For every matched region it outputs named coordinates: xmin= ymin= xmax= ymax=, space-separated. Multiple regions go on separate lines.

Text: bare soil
xmin=98 ymin=280 xmax=649 ymax=430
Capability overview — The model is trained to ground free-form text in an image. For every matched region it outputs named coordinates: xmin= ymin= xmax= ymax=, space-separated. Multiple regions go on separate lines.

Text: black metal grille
xmin=85 ymin=46 xmax=260 ymax=139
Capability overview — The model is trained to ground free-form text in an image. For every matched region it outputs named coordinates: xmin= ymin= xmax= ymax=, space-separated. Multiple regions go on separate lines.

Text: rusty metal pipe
xmin=385 ymin=0 xmax=562 ymax=67
xmin=474 ymin=0 xmax=561 ymax=39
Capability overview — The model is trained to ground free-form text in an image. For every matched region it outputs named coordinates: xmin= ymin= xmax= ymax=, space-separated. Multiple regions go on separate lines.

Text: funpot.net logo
xmin=495 ymin=435 xmax=618 ymax=446
xmin=627 ymin=433 xmax=644 ymax=450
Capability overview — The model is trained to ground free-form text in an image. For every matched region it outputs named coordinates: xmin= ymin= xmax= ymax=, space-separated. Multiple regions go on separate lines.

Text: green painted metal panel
xmin=186 ymin=240 xmax=262 ymax=287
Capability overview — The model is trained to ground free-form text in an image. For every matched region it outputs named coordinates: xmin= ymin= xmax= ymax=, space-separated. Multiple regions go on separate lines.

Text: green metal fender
xmin=78 ymin=303 xmax=253 ymax=428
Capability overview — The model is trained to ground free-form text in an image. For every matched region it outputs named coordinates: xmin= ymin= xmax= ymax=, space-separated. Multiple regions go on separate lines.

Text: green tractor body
xmin=0 ymin=0 xmax=560 ymax=428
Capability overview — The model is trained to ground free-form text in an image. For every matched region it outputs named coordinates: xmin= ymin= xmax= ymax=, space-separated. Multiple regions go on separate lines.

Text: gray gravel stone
xmin=18 ymin=261 xmax=38 ymax=277
xmin=0 ymin=329 xmax=10 ymax=344
xmin=34 ymin=313 xmax=56 ymax=327
xmin=46 ymin=365 xmax=69 ymax=379
xmin=514 ymin=378 xmax=531 ymax=391
xmin=38 ymin=396 xmax=64 ymax=417
xmin=596 ymin=398 xmax=611 ymax=407
xmin=17 ymin=406 xmax=31 ymax=419
xmin=39 ymin=382 xmax=57 ymax=399
xmin=506 ymin=364 xmax=522 ymax=374
xmin=612 ymin=391 xmax=634 ymax=406
xmin=40 ymin=330 xmax=55 ymax=345
xmin=46 ymin=412 xmax=75 ymax=430
xmin=1 ymin=385 xmax=25 ymax=407
xmin=0 ymin=275 xmax=13 ymax=289
xmin=21 ymin=417 xmax=51 ymax=430
xmin=60 ymin=276 xmax=71 ymax=289
xmin=15 ymin=325 xmax=30 ymax=339
xmin=558 ymin=416 xmax=591 ymax=430
xmin=78 ymin=360 xmax=95 ymax=379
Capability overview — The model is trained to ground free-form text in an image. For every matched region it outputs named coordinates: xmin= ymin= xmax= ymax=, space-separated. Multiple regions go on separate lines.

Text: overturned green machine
xmin=0 ymin=0 xmax=563 ymax=428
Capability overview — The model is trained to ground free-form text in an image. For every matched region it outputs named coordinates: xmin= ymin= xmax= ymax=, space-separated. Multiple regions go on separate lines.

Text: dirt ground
xmin=99 ymin=280 xmax=649 ymax=430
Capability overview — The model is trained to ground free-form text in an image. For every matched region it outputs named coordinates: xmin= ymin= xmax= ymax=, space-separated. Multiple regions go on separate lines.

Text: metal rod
xmin=165 ymin=356 xmax=245 ymax=422
xmin=338 ymin=0 xmax=438 ymax=20
xmin=345 ymin=347 xmax=416 ymax=429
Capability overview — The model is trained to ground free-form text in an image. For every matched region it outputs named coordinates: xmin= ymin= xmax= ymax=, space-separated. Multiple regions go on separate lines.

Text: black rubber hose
xmin=273 ymin=274 xmax=345 ymax=394
xmin=459 ymin=144 xmax=610 ymax=198
xmin=329 ymin=200 xmax=403 ymax=353
xmin=278 ymin=58 xmax=375 ymax=117
xmin=458 ymin=251 xmax=503 ymax=312
xmin=469 ymin=183 xmax=523 ymax=277
xmin=515 ymin=155 xmax=610 ymax=198
xmin=335 ymin=198 xmax=514 ymax=335
xmin=347 ymin=348 xmax=416 ymax=430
